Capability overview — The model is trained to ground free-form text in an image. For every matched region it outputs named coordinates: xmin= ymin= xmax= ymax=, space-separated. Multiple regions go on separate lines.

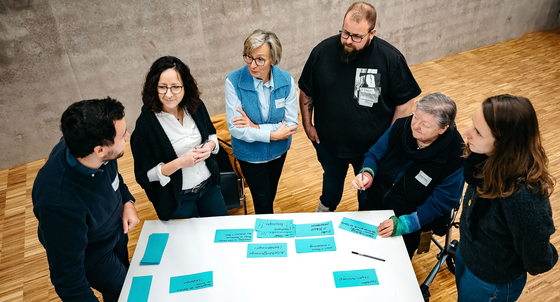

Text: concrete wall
xmin=1 ymin=0 xmax=559 ymax=169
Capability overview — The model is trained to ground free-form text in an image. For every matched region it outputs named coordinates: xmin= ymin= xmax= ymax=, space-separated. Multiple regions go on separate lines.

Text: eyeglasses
xmin=243 ymin=54 xmax=266 ymax=66
xmin=339 ymin=30 xmax=372 ymax=43
xmin=157 ymin=85 xmax=183 ymax=94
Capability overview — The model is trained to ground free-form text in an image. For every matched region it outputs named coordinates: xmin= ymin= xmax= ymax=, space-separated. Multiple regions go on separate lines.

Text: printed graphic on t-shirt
xmin=354 ymin=68 xmax=381 ymax=107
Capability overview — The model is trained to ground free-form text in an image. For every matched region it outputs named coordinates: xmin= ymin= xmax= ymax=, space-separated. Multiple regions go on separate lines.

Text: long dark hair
xmin=142 ymin=56 xmax=200 ymax=114
xmin=464 ymin=94 xmax=555 ymax=198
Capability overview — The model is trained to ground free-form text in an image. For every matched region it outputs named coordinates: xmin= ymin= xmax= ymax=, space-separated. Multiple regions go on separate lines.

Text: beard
xmin=339 ymin=36 xmax=371 ymax=64
xmin=102 ymin=149 xmax=124 ymax=161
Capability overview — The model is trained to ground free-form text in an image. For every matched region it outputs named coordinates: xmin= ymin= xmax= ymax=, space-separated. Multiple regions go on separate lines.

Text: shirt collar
xmin=252 ymin=70 xmax=275 ymax=90
xmin=66 ymin=148 xmax=104 ymax=176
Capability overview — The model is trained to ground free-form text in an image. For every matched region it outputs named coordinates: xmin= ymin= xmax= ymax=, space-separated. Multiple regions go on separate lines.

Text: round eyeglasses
xmin=157 ymin=85 xmax=183 ymax=94
xmin=243 ymin=54 xmax=266 ymax=66
xmin=339 ymin=30 xmax=372 ymax=43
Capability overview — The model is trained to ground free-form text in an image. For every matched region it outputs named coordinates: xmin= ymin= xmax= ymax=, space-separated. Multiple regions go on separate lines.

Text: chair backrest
xmin=215 ymin=141 xmax=234 ymax=173
xmin=215 ymin=139 xmax=246 ymax=211
xmin=216 ymin=138 xmax=244 ymax=180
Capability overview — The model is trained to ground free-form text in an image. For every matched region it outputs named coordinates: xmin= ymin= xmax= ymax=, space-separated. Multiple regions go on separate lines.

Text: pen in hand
xmin=352 ymin=251 xmax=385 ymax=262
xmin=360 ymin=172 xmax=364 ymax=192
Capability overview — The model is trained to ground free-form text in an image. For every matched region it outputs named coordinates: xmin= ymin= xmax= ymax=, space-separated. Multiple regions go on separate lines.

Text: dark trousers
xmin=171 ymin=178 xmax=229 ymax=219
xmin=313 ymin=142 xmax=367 ymax=211
xmin=239 ymin=152 xmax=287 ymax=214
xmin=85 ymin=231 xmax=129 ymax=302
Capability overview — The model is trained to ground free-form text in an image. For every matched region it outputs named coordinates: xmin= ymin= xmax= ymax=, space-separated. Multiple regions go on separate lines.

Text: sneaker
xmin=315 ymin=202 xmax=331 ymax=212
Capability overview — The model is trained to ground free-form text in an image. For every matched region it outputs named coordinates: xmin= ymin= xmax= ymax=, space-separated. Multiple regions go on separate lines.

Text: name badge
xmin=112 ymin=173 xmax=120 ymax=191
xmin=415 ymin=170 xmax=432 ymax=187
xmin=275 ymin=98 xmax=286 ymax=108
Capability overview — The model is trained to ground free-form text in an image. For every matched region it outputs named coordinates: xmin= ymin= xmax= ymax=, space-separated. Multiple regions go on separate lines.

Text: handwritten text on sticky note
xmin=255 ymin=218 xmax=294 ymax=233
xmin=295 ymin=236 xmax=336 ymax=253
xmin=247 ymin=243 xmax=288 ymax=258
xmin=257 ymin=227 xmax=296 ymax=238
xmin=169 ymin=271 xmax=213 ymax=293
xmin=214 ymin=229 xmax=253 ymax=243
xmin=338 ymin=217 xmax=378 ymax=239
xmin=333 ymin=269 xmax=379 ymax=288
xmin=295 ymin=221 xmax=334 ymax=237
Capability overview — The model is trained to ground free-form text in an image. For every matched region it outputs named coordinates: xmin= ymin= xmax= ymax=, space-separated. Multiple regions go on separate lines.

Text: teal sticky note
xmin=295 ymin=221 xmax=334 ymax=237
xmin=254 ymin=218 xmax=294 ymax=232
xmin=333 ymin=269 xmax=379 ymax=288
xmin=127 ymin=275 xmax=152 ymax=302
xmin=169 ymin=271 xmax=213 ymax=293
xmin=247 ymin=243 xmax=288 ymax=258
xmin=295 ymin=236 xmax=336 ymax=253
xmin=338 ymin=217 xmax=378 ymax=239
xmin=257 ymin=227 xmax=296 ymax=238
xmin=214 ymin=229 xmax=253 ymax=242
xmin=140 ymin=233 xmax=169 ymax=265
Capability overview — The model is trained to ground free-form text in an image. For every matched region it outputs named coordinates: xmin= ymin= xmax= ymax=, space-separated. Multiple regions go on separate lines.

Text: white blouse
xmin=147 ymin=110 xmax=219 ymax=190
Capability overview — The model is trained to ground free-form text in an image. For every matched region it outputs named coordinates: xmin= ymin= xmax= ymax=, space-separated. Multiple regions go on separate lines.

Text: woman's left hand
xmin=233 ymin=109 xmax=259 ymax=129
xmin=193 ymin=140 xmax=215 ymax=163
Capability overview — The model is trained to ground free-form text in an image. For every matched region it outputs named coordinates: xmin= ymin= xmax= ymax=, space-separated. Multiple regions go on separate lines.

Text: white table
xmin=118 ymin=211 xmax=424 ymax=302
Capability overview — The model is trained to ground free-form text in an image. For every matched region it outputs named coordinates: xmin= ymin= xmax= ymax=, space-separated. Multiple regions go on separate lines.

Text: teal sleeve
xmin=390 ymin=212 xmax=421 ymax=236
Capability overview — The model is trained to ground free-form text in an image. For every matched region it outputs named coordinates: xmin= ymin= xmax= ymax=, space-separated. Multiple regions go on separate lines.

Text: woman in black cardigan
xmin=457 ymin=94 xmax=557 ymax=301
xmin=131 ymin=56 xmax=228 ymax=220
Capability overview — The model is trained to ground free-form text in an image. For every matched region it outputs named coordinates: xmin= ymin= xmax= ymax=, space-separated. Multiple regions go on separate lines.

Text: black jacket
xmin=130 ymin=101 xmax=219 ymax=220
xmin=364 ymin=116 xmax=465 ymax=234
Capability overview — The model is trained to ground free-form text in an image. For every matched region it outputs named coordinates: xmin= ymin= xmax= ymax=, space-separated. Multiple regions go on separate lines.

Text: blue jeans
xmin=455 ymin=247 xmax=526 ymax=302
xmin=313 ymin=142 xmax=366 ymax=211
xmin=171 ymin=178 xmax=229 ymax=219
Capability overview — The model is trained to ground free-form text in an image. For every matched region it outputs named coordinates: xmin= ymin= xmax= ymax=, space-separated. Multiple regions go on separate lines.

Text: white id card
xmin=275 ymin=98 xmax=286 ymax=108
xmin=112 ymin=173 xmax=120 ymax=191
xmin=415 ymin=170 xmax=432 ymax=187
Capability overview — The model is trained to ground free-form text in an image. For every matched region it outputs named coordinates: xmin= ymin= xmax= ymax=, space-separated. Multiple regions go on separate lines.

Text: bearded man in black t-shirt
xmin=298 ymin=2 xmax=421 ymax=212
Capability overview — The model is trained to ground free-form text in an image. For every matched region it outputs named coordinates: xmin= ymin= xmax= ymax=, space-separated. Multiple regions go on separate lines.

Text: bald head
xmin=344 ymin=2 xmax=377 ymax=31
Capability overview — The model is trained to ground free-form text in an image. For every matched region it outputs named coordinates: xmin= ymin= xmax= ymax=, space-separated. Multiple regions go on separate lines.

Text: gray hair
xmin=243 ymin=29 xmax=282 ymax=65
xmin=415 ymin=92 xmax=457 ymax=130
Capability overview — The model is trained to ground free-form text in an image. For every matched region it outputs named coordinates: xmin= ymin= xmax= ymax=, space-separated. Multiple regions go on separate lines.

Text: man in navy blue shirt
xmin=32 ymin=97 xmax=140 ymax=302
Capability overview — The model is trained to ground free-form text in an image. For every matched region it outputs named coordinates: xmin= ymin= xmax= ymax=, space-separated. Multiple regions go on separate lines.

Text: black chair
xmin=215 ymin=138 xmax=247 ymax=214
xmin=419 ymin=198 xmax=462 ymax=301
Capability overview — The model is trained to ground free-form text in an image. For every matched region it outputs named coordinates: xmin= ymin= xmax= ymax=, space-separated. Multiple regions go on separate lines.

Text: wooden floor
xmin=1 ymin=28 xmax=559 ymax=301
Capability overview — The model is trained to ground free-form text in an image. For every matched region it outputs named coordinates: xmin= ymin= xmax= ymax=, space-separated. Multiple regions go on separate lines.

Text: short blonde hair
xmin=243 ymin=29 xmax=282 ymax=65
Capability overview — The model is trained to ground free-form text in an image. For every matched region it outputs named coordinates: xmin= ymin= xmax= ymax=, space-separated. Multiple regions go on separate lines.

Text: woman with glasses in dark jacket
xmin=225 ymin=30 xmax=298 ymax=214
xmin=351 ymin=93 xmax=465 ymax=258
xmin=131 ymin=56 xmax=228 ymax=220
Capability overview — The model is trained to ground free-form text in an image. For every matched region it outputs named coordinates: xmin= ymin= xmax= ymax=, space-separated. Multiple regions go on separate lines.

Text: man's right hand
xmin=303 ymin=123 xmax=320 ymax=143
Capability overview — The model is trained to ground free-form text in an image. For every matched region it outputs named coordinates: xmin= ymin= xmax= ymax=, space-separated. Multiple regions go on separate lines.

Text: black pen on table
xmin=352 ymin=251 xmax=385 ymax=262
